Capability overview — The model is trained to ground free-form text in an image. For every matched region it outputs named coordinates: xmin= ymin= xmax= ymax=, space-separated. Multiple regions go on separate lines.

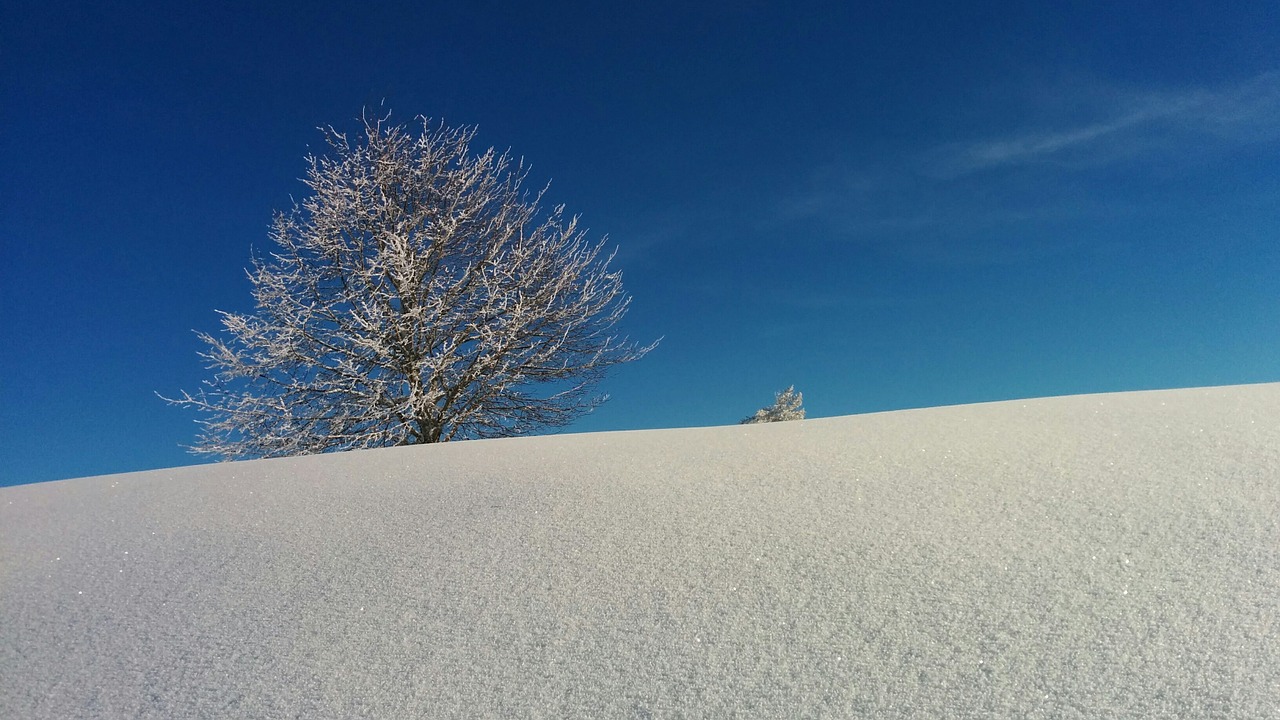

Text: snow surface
xmin=2 ymin=383 xmax=1278 ymax=718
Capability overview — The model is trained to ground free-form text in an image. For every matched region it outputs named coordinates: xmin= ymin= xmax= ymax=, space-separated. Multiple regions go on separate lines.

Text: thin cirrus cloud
xmin=768 ymin=71 xmax=1280 ymax=268
xmin=923 ymin=71 xmax=1280 ymax=178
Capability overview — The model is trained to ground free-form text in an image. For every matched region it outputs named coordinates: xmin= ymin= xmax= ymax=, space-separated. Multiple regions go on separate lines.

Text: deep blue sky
xmin=3 ymin=1 xmax=1278 ymax=485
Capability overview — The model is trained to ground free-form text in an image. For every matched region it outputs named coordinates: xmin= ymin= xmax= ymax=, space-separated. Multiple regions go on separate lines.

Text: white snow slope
xmin=2 ymin=383 xmax=1278 ymax=718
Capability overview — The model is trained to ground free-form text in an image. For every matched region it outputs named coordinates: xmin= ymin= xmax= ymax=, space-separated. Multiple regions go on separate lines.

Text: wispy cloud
xmin=768 ymin=71 xmax=1280 ymax=268
xmin=925 ymin=71 xmax=1280 ymax=177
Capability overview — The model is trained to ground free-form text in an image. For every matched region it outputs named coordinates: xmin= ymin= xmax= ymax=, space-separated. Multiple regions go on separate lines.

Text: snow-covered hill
xmin=3 ymin=383 xmax=1277 ymax=718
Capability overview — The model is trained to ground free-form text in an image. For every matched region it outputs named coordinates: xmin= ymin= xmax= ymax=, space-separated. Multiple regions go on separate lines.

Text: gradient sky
xmin=3 ymin=0 xmax=1278 ymax=486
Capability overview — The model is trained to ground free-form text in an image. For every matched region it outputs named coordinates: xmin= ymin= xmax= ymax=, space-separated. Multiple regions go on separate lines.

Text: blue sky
xmin=2 ymin=0 xmax=1277 ymax=485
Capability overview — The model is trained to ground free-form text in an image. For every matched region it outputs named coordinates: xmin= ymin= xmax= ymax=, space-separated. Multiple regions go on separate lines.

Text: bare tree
xmin=741 ymin=386 xmax=805 ymax=424
xmin=164 ymin=115 xmax=656 ymax=459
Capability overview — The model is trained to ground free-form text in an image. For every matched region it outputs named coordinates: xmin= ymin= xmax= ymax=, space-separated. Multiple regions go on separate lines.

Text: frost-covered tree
xmin=741 ymin=386 xmax=805 ymax=424
xmin=164 ymin=115 xmax=656 ymax=459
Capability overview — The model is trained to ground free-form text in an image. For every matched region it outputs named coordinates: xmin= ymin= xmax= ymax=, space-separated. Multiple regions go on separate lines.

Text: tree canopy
xmin=166 ymin=115 xmax=655 ymax=458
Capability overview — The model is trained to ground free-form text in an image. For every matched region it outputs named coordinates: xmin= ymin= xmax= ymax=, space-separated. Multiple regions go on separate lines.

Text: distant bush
xmin=741 ymin=386 xmax=805 ymax=424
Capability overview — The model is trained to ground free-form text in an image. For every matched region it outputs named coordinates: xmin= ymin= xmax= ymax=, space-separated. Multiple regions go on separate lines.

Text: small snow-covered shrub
xmin=741 ymin=386 xmax=805 ymax=424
